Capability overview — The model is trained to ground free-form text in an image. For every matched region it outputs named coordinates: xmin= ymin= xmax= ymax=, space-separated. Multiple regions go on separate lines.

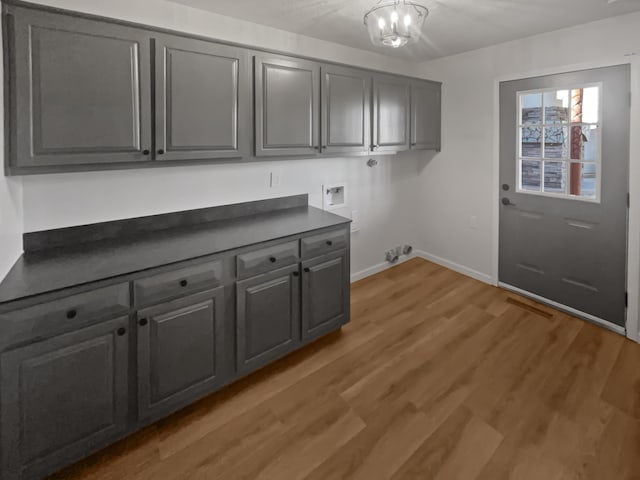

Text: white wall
xmin=6 ymin=0 xmax=429 ymax=281
xmin=0 ymin=19 xmax=23 ymax=281
xmin=417 ymin=12 xmax=640 ymax=341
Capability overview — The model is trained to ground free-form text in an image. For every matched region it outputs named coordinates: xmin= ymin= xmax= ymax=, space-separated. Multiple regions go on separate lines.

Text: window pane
xmin=570 ymin=124 xmax=599 ymax=161
xmin=544 ymin=161 xmax=566 ymax=193
xmin=521 ymin=159 xmax=541 ymax=191
xmin=570 ymin=87 xmax=599 ymax=124
xmin=521 ymin=126 xmax=542 ymax=157
xmin=544 ymin=126 xmax=568 ymax=159
xmin=569 ymin=162 xmax=597 ymax=199
xmin=521 ymin=93 xmax=542 ymax=124
xmin=544 ymin=90 xmax=569 ymax=123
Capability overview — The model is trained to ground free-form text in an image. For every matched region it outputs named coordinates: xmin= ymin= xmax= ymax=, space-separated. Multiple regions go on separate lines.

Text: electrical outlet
xmin=350 ymin=210 xmax=360 ymax=233
xmin=270 ymin=171 xmax=281 ymax=188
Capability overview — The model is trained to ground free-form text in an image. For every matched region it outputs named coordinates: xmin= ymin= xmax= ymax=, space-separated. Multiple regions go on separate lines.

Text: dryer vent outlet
xmin=386 ymin=250 xmax=400 ymax=263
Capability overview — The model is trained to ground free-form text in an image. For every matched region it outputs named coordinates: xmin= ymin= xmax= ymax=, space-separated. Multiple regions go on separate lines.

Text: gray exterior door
xmin=499 ymin=65 xmax=630 ymax=327
xmin=410 ymin=80 xmax=441 ymax=151
xmin=372 ymin=73 xmax=410 ymax=153
xmin=9 ymin=7 xmax=152 ymax=168
xmin=0 ymin=316 xmax=129 ymax=480
xmin=137 ymin=288 xmax=225 ymax=422
xmin=254 ymin=54 xmax=320 ymax=157
xmin=321 ymin=65 xmax=371 ymax=155
xmin=236 ymin=264 xmax=300 ymax=375
xmin=301 ymin=251 xmax=349 ymax=342
xmin=154 ymin=35 xmax=250 ymax=161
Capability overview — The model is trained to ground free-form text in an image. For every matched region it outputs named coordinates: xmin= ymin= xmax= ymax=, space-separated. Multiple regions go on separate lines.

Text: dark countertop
xmin=0 ymin=205 xmax=350 ymax=305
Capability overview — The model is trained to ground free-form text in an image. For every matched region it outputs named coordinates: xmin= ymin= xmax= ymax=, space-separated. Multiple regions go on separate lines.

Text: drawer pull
xmin=292 ymin=271 xmax=300 ymax=277
xmin=66 ymin=309 xmax=77 ymax=319
xmin=157 ymin=149 xmax=165 ymax=155
xmin=303 ymin=267 xmax=311 ymax=273
xmin=326 ymin=240 xmax=333 ymax=246
xmin=180 ymin=279 xmax=188 ymax=287
xmin=139 ymin=318 xmax=148 ymax=326
xmin=143 ymin=149 xmax=150 ymax=155
xmin=269 ymin=256 xmax=277 ymax=263
xmin=117 ymin=327 xmax=127 ymax=336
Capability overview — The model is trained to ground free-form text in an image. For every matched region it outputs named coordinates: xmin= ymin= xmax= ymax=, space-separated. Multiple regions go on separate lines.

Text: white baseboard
xmin=350 ymin=250 xmax=494 ymax=285
xmin=350 ymin=254 xmax=417 ymax=283
xmin=414 ymin=250 xmax=494 ymax=285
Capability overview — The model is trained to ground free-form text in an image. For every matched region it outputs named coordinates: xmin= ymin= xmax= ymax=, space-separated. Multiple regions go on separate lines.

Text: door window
xmin=518 ymin=85 xmax=601 ymax=201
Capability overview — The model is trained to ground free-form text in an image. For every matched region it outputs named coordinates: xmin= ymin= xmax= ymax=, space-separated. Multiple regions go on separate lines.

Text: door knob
xmin=501 ymin=197 xmax=516 ymax=206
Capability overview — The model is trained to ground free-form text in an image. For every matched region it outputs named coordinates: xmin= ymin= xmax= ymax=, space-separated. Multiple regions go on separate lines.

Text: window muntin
xmin=517 ymin=85 xmax=601 ymax=202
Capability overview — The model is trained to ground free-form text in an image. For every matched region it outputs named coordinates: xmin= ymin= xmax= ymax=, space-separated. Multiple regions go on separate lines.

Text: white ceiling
xmin=166 ymin=0 xmax=640 ymax=61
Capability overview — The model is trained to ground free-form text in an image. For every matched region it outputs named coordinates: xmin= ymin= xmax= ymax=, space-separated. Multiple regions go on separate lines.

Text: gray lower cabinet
xmin=411 ymin=80 xmax=442 ymax=151
xmin=372 ymin=74 xmax=411 ymax=153
xmin=321 ymin=65 xmax=371 ymax=155
xmin=137 ymin=288 xmax=225 ymax=422
xmin=254 ymin=54 xmax=320 ymax=157
xmin=8 ymin=7 xmax=152 ymax=169
xmin=154 ymin=35 xmax=250 ymax=161
xmin=302 ymin=251 xmax=349 ymax=341
xmin=236 ymin=264 xmax=300 ymax=374
xmin=0 ymin=220 xmax=350 ymax=479
xmin=0 ymin=316 xmax=129 ymax=480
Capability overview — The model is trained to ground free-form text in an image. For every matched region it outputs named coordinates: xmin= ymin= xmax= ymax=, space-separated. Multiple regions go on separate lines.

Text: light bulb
xmin=390 ymin=10 xmax=398 ymax=24
xmin=378 ymin=17 xmax=386 ymax=29
xmin=404 ymin=14 xmax=412 ymax=27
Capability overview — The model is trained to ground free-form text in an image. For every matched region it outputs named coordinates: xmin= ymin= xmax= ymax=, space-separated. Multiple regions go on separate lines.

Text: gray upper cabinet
xmin=8 ymin=7 xmax=152 ymax=170
xmin=137 ymin=288 xmax=225 ymax=422
xmin=236 ymin=264 xmax=300 ymax=374
xmin=411 ymin=80 xmax=442 ymax=151
xmin=0 ymin=316 xmax=129 ymax=480
xmin=321 ymin=65 xmax=371 ymax=155
xmin=301 ymin=251 xmax=349 ymax=342
xmin=154 ymin=35 xmax=250 ymax=161
xmin=372 ymin=74 xmax=411 ymax=153
xmin=254 ymin=54 xmax=320 ymax=157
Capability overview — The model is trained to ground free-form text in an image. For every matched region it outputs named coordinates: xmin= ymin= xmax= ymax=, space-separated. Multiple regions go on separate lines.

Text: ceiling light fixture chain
xmin=363 ymin=0 xmax=428 ymax=48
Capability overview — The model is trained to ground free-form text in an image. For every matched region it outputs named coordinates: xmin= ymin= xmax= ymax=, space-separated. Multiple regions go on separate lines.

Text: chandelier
xmin=364 ymin=0 xmax=428 ymax=49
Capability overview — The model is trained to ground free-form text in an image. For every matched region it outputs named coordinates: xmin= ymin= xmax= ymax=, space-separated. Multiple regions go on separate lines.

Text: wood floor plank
xmin=602 ymin=339 xmax=640 ymax=420
xmin=303 ymin=400 xmax=433 ymax=480
xmin=391 ymin=406 xmax=503 ymax=480
xmin=47 ymin=258 xmax=640 ymax=480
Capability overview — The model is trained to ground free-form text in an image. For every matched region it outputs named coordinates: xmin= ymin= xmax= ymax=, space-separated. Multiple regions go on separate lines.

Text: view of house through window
xmin=518 ymin=85 xmax=601 ymax=201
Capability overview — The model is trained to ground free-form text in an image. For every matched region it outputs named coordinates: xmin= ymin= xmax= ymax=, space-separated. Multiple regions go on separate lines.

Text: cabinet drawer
xmin=236 ymin=241 xmax=299 ymax=279
xmin=134 ymin=260 xmax=224 ymax=307
xmin=301 ymin=229 xmax=349 ymax=259
xmin=0 ymin=284 xmax=130 ymax=345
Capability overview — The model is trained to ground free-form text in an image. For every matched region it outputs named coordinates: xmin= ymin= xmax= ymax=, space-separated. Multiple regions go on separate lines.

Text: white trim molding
xmin=350 ymin=250 xmax=494 ymax=285
xmin=414 ymin=250 xmax=494 ymax=285
xmin=350 ymin=254 xmax=417 ymax=283
xmin=500 ymin=282 xmax=627 ymax=336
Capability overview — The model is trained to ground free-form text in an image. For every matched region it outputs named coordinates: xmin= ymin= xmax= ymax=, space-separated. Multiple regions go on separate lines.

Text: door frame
xmin=490 ymin=56 xmax=640 ymax=342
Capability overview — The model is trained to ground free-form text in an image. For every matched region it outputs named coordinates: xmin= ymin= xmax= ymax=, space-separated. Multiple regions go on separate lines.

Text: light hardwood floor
xmin=50 ymin=258 xmax=640 ymax=480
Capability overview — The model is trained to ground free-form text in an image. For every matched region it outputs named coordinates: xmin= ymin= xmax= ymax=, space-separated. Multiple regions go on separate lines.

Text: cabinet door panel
xmin=255 ymin=55 xmax=319 ymax=156
xmin=155 ymin=35 xmax=249 ymax=161
xmin=236 ymin=265 xmax=300 ymax=374
xmin=321 ymin=65 xmax=371 ymax=154
xmin=137 ymin=288 xmax=225 ymax=422
xmin=411 ymin=81 xmax=441 ymax=150
xmin=1 ymin=316 xmax=129 ymax=480
xmin=302 ymin=252 xmax=349 ymax=342
xmin=373 ymin=75 xmax=410 ymax=152
xmin=10 ymin=7 xmax=152 ymax=168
